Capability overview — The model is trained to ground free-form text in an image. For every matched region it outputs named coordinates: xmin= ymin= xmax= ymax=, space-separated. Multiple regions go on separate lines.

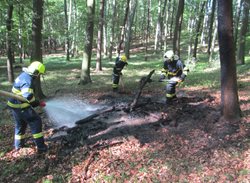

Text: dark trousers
xmin=9 ymin=107 xmax=46 ymax=150
xmin=166 ymin=78 xmax=179 ymax=100
xmin=112 ymin=73 xmax=120 ymax=89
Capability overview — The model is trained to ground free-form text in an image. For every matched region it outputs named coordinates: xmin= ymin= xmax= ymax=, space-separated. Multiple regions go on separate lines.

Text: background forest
xmin=0 ymin=0 xmax=250 ymax=182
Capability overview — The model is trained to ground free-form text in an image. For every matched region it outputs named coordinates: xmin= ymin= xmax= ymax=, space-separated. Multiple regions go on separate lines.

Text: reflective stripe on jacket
xmin=163 ymin=59 xmax=184 ymax=77
xmin=7 ymin=72 xmax=36 ymax=109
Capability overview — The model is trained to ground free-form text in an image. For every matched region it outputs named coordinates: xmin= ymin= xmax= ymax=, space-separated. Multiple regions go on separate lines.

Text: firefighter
xmin=7 ymin=61 xmax=48 ymax=153
xmin=159 ymin=50 xmax=188 ymax=104
xmin=112 ymin=54 xmax=128 ymax=92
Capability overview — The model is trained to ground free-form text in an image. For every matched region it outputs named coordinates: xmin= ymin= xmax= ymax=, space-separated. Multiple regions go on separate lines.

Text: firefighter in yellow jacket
xmin=7 ymin=61 xmax=48 ymax=153
xmin=159 ymin=51 xmax=189 ymax=104
xmin=112 ymin=55 xmax=128 ymax=92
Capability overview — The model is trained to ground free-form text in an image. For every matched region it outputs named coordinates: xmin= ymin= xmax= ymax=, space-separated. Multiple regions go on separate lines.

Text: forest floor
xmin=0 ymin=73 xmax=250 ymax=182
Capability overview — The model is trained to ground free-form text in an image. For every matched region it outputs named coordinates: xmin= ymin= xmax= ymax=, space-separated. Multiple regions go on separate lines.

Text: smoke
xmin=43 ymin=97 xmax=103 ymax=128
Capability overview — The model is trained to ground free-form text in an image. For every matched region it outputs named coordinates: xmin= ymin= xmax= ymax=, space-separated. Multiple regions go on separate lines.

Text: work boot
xmin=37 ymin=144 xmax=48 ymax=154
xmin=113 ymin=88 xmax=118 ymax=93
xmin=166 ymin=98 xmax=172 ymax=105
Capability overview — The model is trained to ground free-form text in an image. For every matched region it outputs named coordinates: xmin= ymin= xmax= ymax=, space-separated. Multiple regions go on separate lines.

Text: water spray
xmin=43 ymin=97 xmax=103 ymax=128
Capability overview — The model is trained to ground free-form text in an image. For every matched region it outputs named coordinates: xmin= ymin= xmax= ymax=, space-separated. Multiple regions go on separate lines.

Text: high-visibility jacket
xmin=113 ymin=57 xmax=127 ymax=75
xmin=7 ymin=71 xmax=36 ymax=109
xmin=162 ymin=59 xmax=184 ymax=78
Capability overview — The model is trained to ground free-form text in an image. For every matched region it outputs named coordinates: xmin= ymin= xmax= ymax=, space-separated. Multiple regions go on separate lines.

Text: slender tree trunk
xmin=154 ymin=0 xmax=162 ymax=51
xmin=31 ymin=0 xmax=45 ymax=99
xmin=192 ymin=1 xmax=206 ymax=58
xmin=109 ymin=0 xmax=116 ymax=60
xmin=209 ymin=20 xmax=218 ymax=62
xmin=79 ymin=0 xmax=95 ymax=85
xmin=234 ymin=0 xmax=243 ymax=49
xmin=217 ymin=0 xmax=241 ymax=121
xmin=18 ymin=4 xmax=24 ymax=63
xmin=31 ymin=0 xmax=43 ymax=62
xmin=64 ymin=0 xmax=70 ymax=61
xmin=173 ymin=0 xmax=184 ymax=55
xmin=169 ymin=0 xmax=175 ymax=40
xmin=6 ymin=3 xmax=14 ymax=83
xmin=207 ymin=0 xmax=216 ymax=55
xmin=96 ymin=0 xmax=105 ymax=71
xmin=144 ymin=0 xmax=150 ymax=61
xmin=125 ymin=0 xmax=137 ymax=59
xmin=164 ymin=0 xmax=170 ymax=51
xmin=237 ymin=0 xmax=249 ymax=65
xmin=117 ymin=0 xmax=130 ymax=55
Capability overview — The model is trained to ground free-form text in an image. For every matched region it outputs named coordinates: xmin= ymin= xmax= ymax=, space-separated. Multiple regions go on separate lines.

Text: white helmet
xmin=164 ymin=50 xmax=179 ymax=61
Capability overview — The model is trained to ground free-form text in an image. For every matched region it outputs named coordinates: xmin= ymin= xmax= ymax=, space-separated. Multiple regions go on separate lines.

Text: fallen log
xmin=75 ymin=106 xmax=115 ymax=125
xmin=129 ymin=69 xmax=155 ymax=111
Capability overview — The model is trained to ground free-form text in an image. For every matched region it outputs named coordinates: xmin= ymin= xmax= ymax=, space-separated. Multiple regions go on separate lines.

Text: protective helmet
xmin=164 ymin=50 xmax=174 ymax=60
xmin=28 ymin=61 xmax=46 ymax=75
xmin=120 ymin=55 xmax=127 ymax=62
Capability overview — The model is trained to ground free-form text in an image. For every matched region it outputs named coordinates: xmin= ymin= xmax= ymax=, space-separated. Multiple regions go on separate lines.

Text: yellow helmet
xmin=120 ymin=55 xmax=127 ymax=62
xmin=28 ymin=61 xmax=46 ymax=75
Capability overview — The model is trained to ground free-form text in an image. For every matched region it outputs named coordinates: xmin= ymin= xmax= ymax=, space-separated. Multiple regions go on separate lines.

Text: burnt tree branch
xmin=129 ymin=69 xmax=155 ymax=111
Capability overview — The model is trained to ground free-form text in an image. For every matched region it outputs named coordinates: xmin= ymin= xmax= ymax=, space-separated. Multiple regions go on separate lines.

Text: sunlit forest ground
xmin=0 ymin=48 xmax=250 ymax=182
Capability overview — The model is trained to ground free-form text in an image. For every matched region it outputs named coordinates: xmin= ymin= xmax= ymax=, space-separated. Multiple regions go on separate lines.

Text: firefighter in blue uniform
xmin=112 ymin=55 xmax=127 ymax=92
xmin=7 ymin=61 xmax=48 ymax=153
xmin=159 ymin=51 xmax=188 ymax=104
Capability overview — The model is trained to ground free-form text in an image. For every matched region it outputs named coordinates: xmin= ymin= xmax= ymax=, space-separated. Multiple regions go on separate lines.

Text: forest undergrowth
xmin=0 ymin=53 xmax=249 ymax=182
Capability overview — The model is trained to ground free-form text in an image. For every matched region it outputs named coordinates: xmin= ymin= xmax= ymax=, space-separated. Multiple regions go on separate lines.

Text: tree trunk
xmin=64 ymin=0 xmax=70 ymax=61
xmin=79 ymin=0 xmax=95 ymax=85
xmin=124 ymin=0 xmax=137 ymax=59
xmin=6 ymin=3 xmax=14 ymax=83
xmin=207 ymin=0 xmax=216 ymax=55
xmin=192 ymin=1 xmax=206 ymax=58
xmin=209 ymin=20 xmax=218 ymax=62
xmin=18 ymin=4 xmax=24 ymax=63
xmin=109 ymin=0 xmax=116 ymax=61
xmin=217 ymin=0 xmax=241 ymax=121
xmin=236 ymin=0 xmax=249 ymax=65
xmin=173 ymin=0 xmax=184 ymax=55
xmin=31 ymin=0 xmax=45 ymax=99
xmin=31 ymin=0 xmax=43 ymax=62
xmin=234 ymin=0 xmax=243 ymax=49
xmin=96 ymin=0 xmax=105 ymax=71
xmin=144 ymin=0 xmax=151 ymax=61
xmin=154 ymin=0 xmax=162 ymax=51
xmin=117 ymin=0 xmax=130 ymax=54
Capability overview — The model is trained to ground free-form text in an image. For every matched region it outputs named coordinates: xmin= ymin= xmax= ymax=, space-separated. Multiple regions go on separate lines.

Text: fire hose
xmin=0 ymin=90 xmax=27 ymax=102
xmin=0 ymin=90 xmax=46 ymax=107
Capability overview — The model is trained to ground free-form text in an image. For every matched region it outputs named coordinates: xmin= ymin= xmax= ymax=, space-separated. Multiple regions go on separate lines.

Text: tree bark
xmin=124 ymin=0 xmax=137 ymax=59
xmin=207 ymin=0 xmax=216 ymax=55
xmin=237 ymin=0 xmax=249 ymax=65
xmin=31 ymin=0 xmax=45 ymax=99
xmin=117 ymin=0 xmax=130 ymax=54
xmin=173 ymin=0 xmax=184 ymax=55
xmin=108 ymin=0 xmax=117 ymax=61
xmin=192 ymin=1 xmax=206 ymax=58
xmin=6 ymin=3 xmax=14 ymax=83
xmin=96 ymin=0 xmax=105 ymax=71
xmin=64 ymin=0 xmax=70 ymax=61
xmin=217 ymin=0 xmax=241 ymax=121
xmin=234 ymin=0 xmax=243 ymax=49
xmin=79 ymin=0 xmax=95 ymax=85
xmin=144 ymin=0 xmax=151 ymax=61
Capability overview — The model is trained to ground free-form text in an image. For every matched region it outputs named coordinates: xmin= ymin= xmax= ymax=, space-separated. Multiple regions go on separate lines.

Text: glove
xmin=30 ymin=100 xmax=40 ymax=108
xmin=178 ymin=74 xmax=186 ymax=83
xmin=39 ymin=101 xmax=46 ymax=107
xmin=119 ymin=72 xmax=123 ymax=76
